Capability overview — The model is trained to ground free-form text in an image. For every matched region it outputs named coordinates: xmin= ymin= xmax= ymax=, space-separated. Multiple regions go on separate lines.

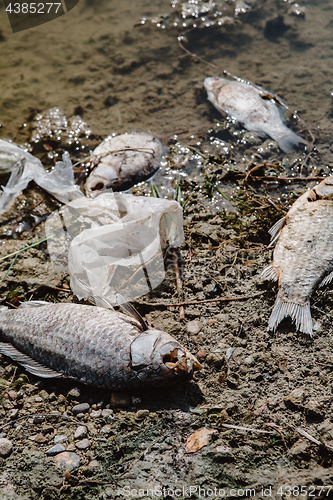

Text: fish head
xmin=130 ymin=329 xmax=201 ymax=385
xmin=85 ymin=163 xmax=118 ymax=197
xmin=312 ymin=177 xmax=333 ymax=200
xmin=204 ymin=76 xmax=230 ymax=111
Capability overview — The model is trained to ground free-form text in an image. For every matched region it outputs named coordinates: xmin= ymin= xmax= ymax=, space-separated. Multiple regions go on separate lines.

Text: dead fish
xmin=0 ymin=300 xmax=201 ymax=389
xmin=262 ymin=176 xmax=333 ymax=336
xmin=204 ymin=76 xmax=304 ymax=153
xmin=86 ymin=132 xmax=163 ymax=195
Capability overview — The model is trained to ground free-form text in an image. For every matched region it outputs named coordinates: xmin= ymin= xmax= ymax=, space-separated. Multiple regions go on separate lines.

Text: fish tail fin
xmin=268 ymin=296 xmax=313 ymax=336
xmin=277 ymin=129 xmax=306 ymax=154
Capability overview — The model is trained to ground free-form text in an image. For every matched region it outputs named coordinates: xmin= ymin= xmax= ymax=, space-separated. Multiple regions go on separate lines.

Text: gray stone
xmin=186 ymin=320 xmax=203 ymax=335
xmin=90 ymin=410 xmax=102 ymax=418
xmin=35 ymin=397 xmax=42 ymax=403
xmin=101 ymin=409 xmax=114 ymax=418
xmin=76 ymin=439 xmax=90 ymax=450
xmin=0 ymin=438 xmax=13 ymax=457
xmin=33 ymin=415 xmax=45 ymax=424
xmin=68 ymin=388 xmax=81 ymax=398
xmin=46 ymin=444 xmax=66 ymax=456
xmin=54 ymin=451 xmax=80 ymax=471
xmin=100 ymin=425 xmax=111 ymax=434
xmin=9 ymin=409 xmax=19 ymax=420
xmin=74 ymin=426 xmax=87 ymax=439
xmin=284 ymin=388 xmax=305 ymax=409
xmin=72 ymin=403 xmax=90 ymax=415
xmin=54 ymin=435 xmax=68 ymax=444
xmin=244 ymin=355 xmax=255 ymax=366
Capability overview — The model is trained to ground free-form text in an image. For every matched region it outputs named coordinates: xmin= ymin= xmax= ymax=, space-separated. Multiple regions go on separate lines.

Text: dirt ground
xmin=1 ymin=0 xmax=333 ymax=498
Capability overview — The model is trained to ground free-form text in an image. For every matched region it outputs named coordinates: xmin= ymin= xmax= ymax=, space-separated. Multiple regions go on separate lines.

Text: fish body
xmin=0 ymin=302 xmax=200 ymax=389
xmin=204 ymin=76 xmax=303 ymax=153
xmin=86 ymin=133 xmax=163 ymax=195
xmin=262 ymin=177 xmax=333 ymax=335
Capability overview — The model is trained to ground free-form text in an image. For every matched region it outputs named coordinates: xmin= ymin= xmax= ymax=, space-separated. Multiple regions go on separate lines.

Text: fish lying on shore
xmin=0 ymin=301 xmax=201 ymax=389
xmin=86 ymin=132 xmax=163 ymax=195
xmin=204 ymin=76 xmax=305 ymax=153
xmin=262 ymin=177 xmax=333 ymax=335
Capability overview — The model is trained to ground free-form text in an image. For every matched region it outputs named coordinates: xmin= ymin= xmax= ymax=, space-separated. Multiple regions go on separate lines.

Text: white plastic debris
xmin=45 ymin=192 xmax=183 ymax=302
xmin=0 ymin=139 xmax=82 ymax=214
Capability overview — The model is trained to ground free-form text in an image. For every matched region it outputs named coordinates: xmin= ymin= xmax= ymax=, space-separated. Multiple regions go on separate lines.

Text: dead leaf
xmin=185 ymin=427 xmax=217 ymax=453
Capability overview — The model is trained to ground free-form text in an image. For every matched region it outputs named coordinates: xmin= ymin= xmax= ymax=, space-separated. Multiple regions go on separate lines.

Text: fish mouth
xmin=163 ymin=348 xmax=202 ymax=375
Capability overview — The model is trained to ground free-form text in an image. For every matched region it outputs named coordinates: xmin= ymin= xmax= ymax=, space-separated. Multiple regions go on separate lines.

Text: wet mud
xmin=1 ymin=0 xmax=333 ymax=498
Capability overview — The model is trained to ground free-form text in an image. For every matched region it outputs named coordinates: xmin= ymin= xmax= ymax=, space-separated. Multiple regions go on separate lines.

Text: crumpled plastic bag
xmin=45 ymin=192 xmax=184 ymax=302
xmin=0 ymin=139 xmax=82 ymax=214
xmin=0 ymin=139 xmax=184 ymax=303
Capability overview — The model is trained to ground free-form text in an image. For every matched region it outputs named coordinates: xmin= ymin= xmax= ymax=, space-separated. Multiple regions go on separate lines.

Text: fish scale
xmin=0 ymin=302 xmax=200 ymax=389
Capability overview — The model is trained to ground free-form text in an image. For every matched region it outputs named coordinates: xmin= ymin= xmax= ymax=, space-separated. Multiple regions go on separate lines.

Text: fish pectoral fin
xmin=0 ymin=342 xmax=63 ymax=378
xmin=86 ymin=295 xmax=116 ymax=311
xmin=268 ymin=216 xmax=286 ymax=247
xmin=19 ymin=300 xmax=50 ymax=307
xmin=261 ymin=265 xmax=278 ymax=282
xmin=319 ymin=270 xmax=333 ymax=288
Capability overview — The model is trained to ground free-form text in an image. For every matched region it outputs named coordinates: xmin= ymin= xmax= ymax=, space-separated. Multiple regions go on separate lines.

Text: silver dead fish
xmin=204 ymin=76 xmax=304 ymax=153
xmin=86 ymin=132 xmax=163 ymax=195
xmin=0 ymin=301 xmax=201 ymax=389
xmin=262 ymin=176 xmax=333 ymax=336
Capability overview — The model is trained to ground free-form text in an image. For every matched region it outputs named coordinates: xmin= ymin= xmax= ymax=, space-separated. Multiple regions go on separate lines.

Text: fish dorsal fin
xmin=86 ymin=295 xmax=115 ymax=311
xmin=116 ymin=294 xmax=149 ymax=331
xmin=20 ymin=300 xmax=50 ymax=307
xmin=0 ymin=342 xmax=63 ymax=378
xmin=268 ymin=216 xmax=286 ymax=248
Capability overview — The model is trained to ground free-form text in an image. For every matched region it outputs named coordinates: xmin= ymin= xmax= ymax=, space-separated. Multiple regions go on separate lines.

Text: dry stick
xmin=219 ymin=423 xmax=276 ymax=435
xmin=252 ymin=175 xmax=326 ymax=182
xmin=173 ymin=249 xmax=185 ymax=320
xmin=164 ymin=290 xmax=265 ymax=307
xmin=294 ymin=426 xmax=333 ymax=452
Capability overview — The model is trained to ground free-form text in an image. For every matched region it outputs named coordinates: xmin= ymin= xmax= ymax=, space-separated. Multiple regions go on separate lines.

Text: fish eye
xmin=91 ymin=182 xmax=105 ymax=191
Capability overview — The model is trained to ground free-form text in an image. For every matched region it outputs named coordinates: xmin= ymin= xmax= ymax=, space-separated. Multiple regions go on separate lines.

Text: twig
xmin=173 ymin=249 xmax=185 ymax=320
xmin=219 ymin=423 xmax=276 ymax=435
xmin=163 ymin=290 xmax=265 ymax=307
xmin=0 ymin=234 xmax=54 ymax=262
xmin=293 ymin=426 xmax=333 ymax=451
xmin=251 ymin=175 xmax=326 ymax=182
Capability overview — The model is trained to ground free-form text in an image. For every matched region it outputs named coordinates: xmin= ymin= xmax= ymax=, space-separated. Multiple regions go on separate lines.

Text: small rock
xmin=216 ymin=445 xmax=232 ymax=454
xmin=101 ymin=409 xmax=113 ymax=418
xmin=100 ymin=425 xmax=111 ymax=434
xmin=39 ymin=390 xmax=49 ymax=400
xmin=110 ymin=393 xmax=130 ymax=408
xmin=46 ymin=444 xmax=66 ymax=456
xmin=213 ymin=313 xmax=229 ymax=322
xmin=9 ymin=409 xmax=19 ymax=420
xmin=90 ymin=410 xmax=102 ymax=418
xmin=49 ymin=392 xmax=57 ymax=402
xmin=66 ymin=443 xmax=76 ymax=451
xmin=76 ymin=413 xmax=85 ymax=420
xmin=35 ymin=397 xmax=42 ymax=403
xmin=186 ymin=320 xmax=203 ymax=335
xmin=76 ymin=439 xmax=91 ymax=450
xmin=33 ymin=415 xmax=45 ymax=424
xmin=7 ymin=391 xmax=17 ymax=400
xmin=68 ymin=388 xmax=81 ymax=398
xmin=34 ymin=434 xmax=47 ymax=444
xmin=244 ymin=355 xmax=254 ymax=366
xmin=72 ymin=403 xmax=90 ymax=415
xmin=57 ymin=394 xmax=67 ymax=404
xmin=74 ymin=426 xmax=87 ymax=439
xmin=54 ymin=451 xmax=80 ymax=471
xmin=304 ymin=400 xmax=324 ymax=417
xmin=225 ymin=348 xmax=235 ymax=361
xmin=284 ymin=388 xmax=305 ymax=409
xmin=289 ymin=439 xmax=309 ymax=456
xmin=206 ymin=353 xmax=225 ymax=370
xmin=0 ymin=438 xmax=13 ymax=457
xmin=136 ymin=410 xmax=149 ymax=419
xmin=54 ymin=435 xmax=68 ymax=445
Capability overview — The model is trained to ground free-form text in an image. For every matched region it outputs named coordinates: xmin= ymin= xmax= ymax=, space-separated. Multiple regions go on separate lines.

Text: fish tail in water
xmin=268 ymin=296 xmax=313 ymax=336
xmin=275 ymin=128 xmax=305 ymax=154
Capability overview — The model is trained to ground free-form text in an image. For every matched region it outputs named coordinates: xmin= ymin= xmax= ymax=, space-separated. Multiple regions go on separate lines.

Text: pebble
xmin=54 ymin=451 xmax=80 ymax=471
xmin=101 ymin=409 xmax=114 ymax=418
xmin=186 ymin=320 xmax=203 ymax=335
xmin=100 ymin=425 xmax=111 ymax=434
xmin=244 ymin=355 xmax=255 ymax=366
xmin=33 ymin=415 xmax=45 ymax=424
xmin=136 ymin=409 xmax=149 ymax=419
xmin=68 ymin=388 xmax=81 ymax=398
xmin=7 ymin=390 xmax=17 ymax=400
xmin=49 ymin=392 xmax=57 ymax=402
xmin=54 ymin=435 xmax=68 ymax=444
xmin=90 ymin=410 xmax=102 ymax=418
xmin=284 ymin=388 xmax=305 ymax=409
xmin=72 ymin=403 xmax=90 ymax=415
xmin=74 ymin=426 xmax=87 ymax=439
xmin=35 ymin=397 xmax=42 ymax=403
xmin=0 ymin=438 xmax=13 ymax=457
xmin=76 ymin=413 xmax=85 ymax=420
xmin=75 ymin=439 xmax=91 ymax=450
xmin=87 ymin=459 xmax=99 ymax=469
xmin=66 ymin=443 xmax=76 ymax=451
xmin=45 ymin=444 xmax=66 ymax=456
xmin=9 ymin=409 xmax=19 ymax=420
